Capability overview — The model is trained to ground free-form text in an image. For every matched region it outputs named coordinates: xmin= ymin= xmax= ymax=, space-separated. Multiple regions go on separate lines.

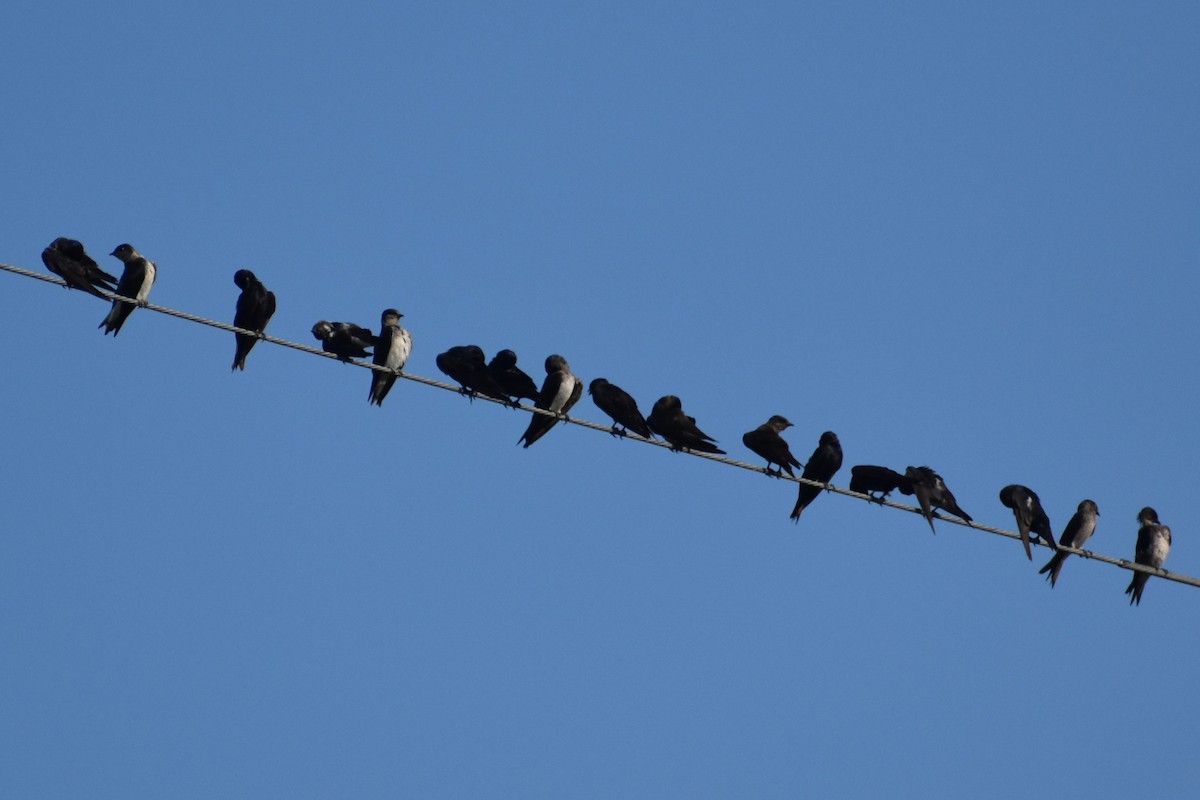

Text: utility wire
xmin=3 ymin=260 xmax=1194 ymax=591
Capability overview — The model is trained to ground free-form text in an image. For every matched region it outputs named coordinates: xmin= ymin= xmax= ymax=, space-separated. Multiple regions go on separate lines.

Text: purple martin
xmin=743 ymin=415 xmax=801 ymax=477
xmin=518 ymin=354 xmax=582 ymax=448
xmin=790 ymin=431 xmax=842 ymax=521
xmin=1125 ymin=506 xmax=1172 ymax=606
xmin=1039 ymin=499 xmax=1099 ymax=588
xmin=488 ymin=349 xmax=540 ymax=405
xmin=646 ymin=395 xmax=725 ymax=454
xmin=368 ymin=308 xmax=411 ymax=406
xmin=589 ymin=378 xmax=654 ymax=439
xmin=902 ymin=466 xmax=972 ymax=533
xmin=312 ymin=320 xmax=375 ymax=361
xmin=436 ymin=345 xmax=512 ymax=403
xmin=41 ymin=237 xmax=118 ymax=299
xmin=849 ymin=465 xmax=913 ymax=503
xmin=231 ymin=269 xmax=276 ymax=371
xmin=999 ymin=484 xmax=1057 ymax=560
xmin=99 ymin=243 xmax=156 ymax=336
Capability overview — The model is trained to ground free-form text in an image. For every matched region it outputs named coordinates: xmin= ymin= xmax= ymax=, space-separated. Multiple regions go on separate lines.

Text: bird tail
xmin=98 ymin=301 xmax=132 ymax=336
xmin=1125 ymin=574 xmax=1148 ymax=606
xmin=1038 ymin=552 xmax=1067 ymax=588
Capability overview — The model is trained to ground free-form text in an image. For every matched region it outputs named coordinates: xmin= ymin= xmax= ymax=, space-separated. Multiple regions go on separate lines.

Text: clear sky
xmin=4 ymin=2 xmax=1198 ymax=797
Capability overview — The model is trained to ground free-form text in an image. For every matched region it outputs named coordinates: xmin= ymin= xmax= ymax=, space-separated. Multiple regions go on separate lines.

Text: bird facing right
xmin=368 ymin=308 xmax=411 ymax=406
xmin=790 ymin=431 xmax=842 ymax=521
xmin=1039 ymin=500 xmax=1099 ymax=588
xmin=1125 ymin=506 xmax=1171 ymax=606
xmin=518 ymin=355 xmax=582 ymax=448
xmin=742 ymin=415 xmax=801 ymax=477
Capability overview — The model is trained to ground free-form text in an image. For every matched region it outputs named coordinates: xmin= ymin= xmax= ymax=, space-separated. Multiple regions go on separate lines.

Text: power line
xmin=2 ymin=260 xmax=1193 ymax=592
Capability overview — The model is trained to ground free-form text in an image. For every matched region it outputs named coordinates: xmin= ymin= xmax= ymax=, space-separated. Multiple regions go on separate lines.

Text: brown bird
xmin=742 ymin=415 xmax=802 ymax=477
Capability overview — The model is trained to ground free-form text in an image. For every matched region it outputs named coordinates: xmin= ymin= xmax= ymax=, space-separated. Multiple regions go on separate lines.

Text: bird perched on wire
xmin=368 ymin=308 xmax=411 ymax=406
xmin=231 ymin=269 xmax=276 ymax=371
xmin=743 ymin=415 xmax=802 ymax=477
xmin=1039 ymin=500 xmax=1099 ymax=588
xmin=902 ymin=466 xmax=972 ymax=533
xmin=647 ymin=395 xmax=725 ymax=454
xmin=99 ymin=243 xmax=156 ymax=336
xmin=488 ymin=349 xmax=540 ymax=405
xmin=518 ymin=354 xmax=582 ymax=448
xmin=312 ymin=320 xmax=375 ymax=361
xmin=41 ymin=237 xmax=117 ymax=299
xmin=589 ymin=378 xmax=653 ymax=439
xmin=998 ymin=484 xmax=1057 ymax=560
xmin=1125 ymin=507 xmax=1171 ymax=606
xmin=849 ymin=465 xmax=912 ymax=503
xmin=437 ymin=345 xmax=512 ymax=403
xmin=790 ymin=431 xmax=842 ymax=521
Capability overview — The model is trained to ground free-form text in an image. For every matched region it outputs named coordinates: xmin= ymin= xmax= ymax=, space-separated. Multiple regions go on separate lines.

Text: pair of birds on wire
xmin=42 ymin=237 xmax=157 ymax=337
xmin=38 ymin=236 xmax=1175 ymax=604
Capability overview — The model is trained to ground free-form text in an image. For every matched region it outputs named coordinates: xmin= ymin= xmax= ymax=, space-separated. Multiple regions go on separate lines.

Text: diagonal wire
xmin=2 ymin=260 xmax=1194 ymax=592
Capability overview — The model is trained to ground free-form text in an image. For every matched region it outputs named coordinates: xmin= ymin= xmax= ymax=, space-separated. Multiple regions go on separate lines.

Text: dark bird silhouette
xmin=903 ymin=466 xmax=972 ymax=533
xmin=231 ymin=269 xmax=276 ymax=371
xmin=646 ymin=395 xmax=725 ymax=454
xmin=41 ymin=237 xmax=118 ymax=299
xmin=849 ymin=465 xmax=913 ymax=503
xmin=312 ymin=320 xmax=375 ymax=361
xmin=589 ymin=378 xmax=653 ymax=439
xmin=436 ymin=345 xmax=511 ymax=402
xmin=99 ymin=243 xmax=156 ymax=336
xmin=488 ymin=349 xmax=540 ymax=405
xmin=518 ymin=355 xmax=582 ymax=448
xmin=849 ymin=462 xmax=912 ymax=501
xmin=999 ymin=484 xmax=1057 ymax=560
xmin=368 ymin=308 xmax=411 ymax=406
xmin=790 ymin=431 xmax=842 ymax=521
xmin=742 ymin=415 xmax=802 ymax=476
xmin=1039 ymin=500 xmax=1099 ymax=588
xmin=1125 ymin=507 xmax=1172 ymax=606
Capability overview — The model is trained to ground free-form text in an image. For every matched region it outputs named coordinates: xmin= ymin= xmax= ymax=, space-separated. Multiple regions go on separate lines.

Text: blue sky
xmin=3 ymin=2 xmax=1198 ymax=797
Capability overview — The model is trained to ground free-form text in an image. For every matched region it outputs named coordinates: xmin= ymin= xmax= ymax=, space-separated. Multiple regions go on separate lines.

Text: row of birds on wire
xmin=37 ymin=236 xmax=1175 ymax=605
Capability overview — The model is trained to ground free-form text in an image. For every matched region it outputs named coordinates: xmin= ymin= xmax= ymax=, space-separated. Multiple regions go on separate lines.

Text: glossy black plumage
xmin=790 ymin=431 xmax=842 ymax=521
xmin=742 ymin=415 xmax=801 ymax=476
xmin=999 ymin=484 xmax=1057 ymax=560
xmin=903 ymin=466 xmax=972 ymax=533
xmin=231 ymin=269 xmax=276 ymax=371
xmin=99 ymin=243 xmax=156 ymax=336
xmin=1125 ymin=507 xmax=1171 ymax=606
xmin=849 ymin=465 xmax=912 ymax=502
xmin=518 ymin=355 xmax=582 ymax=448
xmin=646 ymin=395 xmax=725 ymax=454
xmin=1039 ymin=500 xmax=1099 ymax=587
xmin=41 ymin=237 xmax=118 ymax=299
xmin=589 ymin=378 xmax=653 ymax=439
xmin=488 ymin=350 xmax=540 ymax=404
xmin=368 ymin=308 xmax=411 ymax=406
xmin=436 ymin=345 xmax=511 ymax=402
xmin=312 ymin=320 xmax=375 ymax=360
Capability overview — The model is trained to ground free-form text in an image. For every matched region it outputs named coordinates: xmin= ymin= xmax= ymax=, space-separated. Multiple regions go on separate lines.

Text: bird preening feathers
xmin=231 ymin=269 xmax=276 ymax=371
